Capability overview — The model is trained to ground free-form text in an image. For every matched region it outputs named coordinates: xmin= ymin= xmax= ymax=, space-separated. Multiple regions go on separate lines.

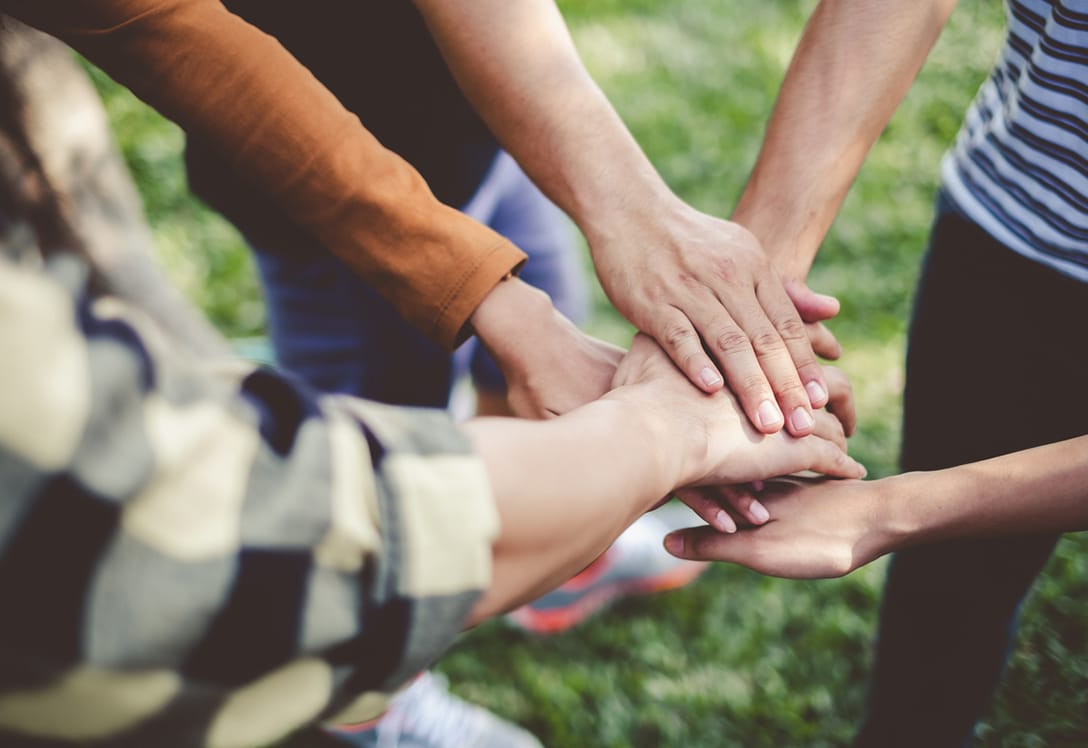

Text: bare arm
xmin=0 ymin=249 xmax=860 ymax=740
xmin=415 ymin=0 xmax=834 ymax=437
xmin=468 ymin=276 xmax=624 ymax=418
xmin=733 ymin=0 xmax=957 ymax=282
xmin=665 ymin=436 xmax=1088 ymax=579
xmin=5 ymin=0 xmax=633 ymax=419
xmin=466 ymin=334 xmax=865 ymax=621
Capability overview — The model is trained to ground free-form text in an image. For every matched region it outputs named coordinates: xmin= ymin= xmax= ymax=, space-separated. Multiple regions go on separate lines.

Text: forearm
xmin=6 ymin=0 xmax=525 ymax=349
xmin=415 ymin=0 xmax=678 ymax=242
xmin=463 ymin=398 xmax=679 ymax=622
xmin=733 ymin=0 xmax=955 ymax=279
xmin=887 ymin=436 xmax=1088 ymax=549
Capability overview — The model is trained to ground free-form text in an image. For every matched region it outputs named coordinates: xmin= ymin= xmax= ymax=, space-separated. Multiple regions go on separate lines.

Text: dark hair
xmin=0 ymin=19 xmax=84 ymax=258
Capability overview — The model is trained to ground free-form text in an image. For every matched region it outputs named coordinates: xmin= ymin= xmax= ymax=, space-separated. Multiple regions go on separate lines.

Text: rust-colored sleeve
xmin=5 ymin=0 xmax=526 ymax=348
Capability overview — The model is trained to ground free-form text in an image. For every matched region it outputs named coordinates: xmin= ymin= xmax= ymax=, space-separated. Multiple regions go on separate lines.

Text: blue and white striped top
xmin=942 ymin=0 xmax=1088 ymax=283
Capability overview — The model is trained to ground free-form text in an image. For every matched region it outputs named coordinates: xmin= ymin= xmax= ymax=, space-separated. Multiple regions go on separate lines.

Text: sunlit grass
xmin=87 ymin=1 xmax=1087 ymax=745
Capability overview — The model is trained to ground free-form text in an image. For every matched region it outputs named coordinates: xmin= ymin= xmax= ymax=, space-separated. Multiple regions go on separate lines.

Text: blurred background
xmin=81 ymin=0 xmax=1087 ymax=745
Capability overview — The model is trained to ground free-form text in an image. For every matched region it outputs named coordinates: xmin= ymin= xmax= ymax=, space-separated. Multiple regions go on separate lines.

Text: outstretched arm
xmin=665 ymin=436 xmax=1088 ymax=579
xmin=466 ymin=333 xmax=865 ymax=621
xmin=0 ymin=255 xmax=862 ymax=743
xmin=732 ymin=0 xmax=957 ymax=282
xmin=5 ymin=0 xmax=631 ymax=420
xmin=416 ymin=0 xmax=834 ymax=437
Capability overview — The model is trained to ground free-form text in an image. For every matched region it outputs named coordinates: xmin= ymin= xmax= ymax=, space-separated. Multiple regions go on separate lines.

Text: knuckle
xmin=708 ymin=254 xmax=743 ymax=286
xmin=738 ymin=373 xmax=769 ymax=396
xmin=715 ymin=328 xmax=752 ymax=356
xmin=661 ymin=323 xmax=698 ymax=351
xmin=751 ymin=329 xmax=784 ymax=355
xmin=774 ymin=380 xmax=810 ymax=403
xmin=676 ymin=271 xmax=701 ymax=288
xmin=774 ymin=314 xmax=808 ymax=343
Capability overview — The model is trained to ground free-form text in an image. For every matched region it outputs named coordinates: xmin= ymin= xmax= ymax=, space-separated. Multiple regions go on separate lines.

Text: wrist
xmin=870 ymin=472 xmax=933 ymax=553
xmin=732 ymin=189 xmax=820 ymax=281
xmin=601 ymin=382 xmax=702 ymax=493
xmin=470 ymin=276 xmax=555 ymax=359
xmin=581 ymin=182 xmax=684 ymax=253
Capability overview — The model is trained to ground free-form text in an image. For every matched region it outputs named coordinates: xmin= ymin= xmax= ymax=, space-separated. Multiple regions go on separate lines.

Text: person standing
xmin=701 ymin=1 xmax=1088 ymax=744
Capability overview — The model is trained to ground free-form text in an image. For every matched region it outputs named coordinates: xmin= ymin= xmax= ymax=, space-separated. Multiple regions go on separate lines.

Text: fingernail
xmin=716 ymin=510 xmax=737 ymax=534
xmin=699 ymin=367 xmax=722 ymax=389
xmin=790 ymin=407 xmax=814 ymax=432
xmin=805 ymin=379 xmax=828 ymax=406
xmin=750 ymin=501 xmax=770 ymax=523
xmin=757 ymin=400 xmax=783 ymax=428
xmin=664 ymin=532 xmax=684 ymax=555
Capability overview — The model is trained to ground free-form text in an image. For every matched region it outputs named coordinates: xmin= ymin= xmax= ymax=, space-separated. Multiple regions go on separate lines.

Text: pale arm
xmin=733 ymin=0 xmax=957 ymax=282
xmin=466 ymin=334 xmax=866 ymax=621
xmin=468 ymin=276 xmax=624 ymax=418
xmin=665 ymin=436 xmax=1088 ymax=579
xmin=415 ymin=0 xmax=833 ymax=437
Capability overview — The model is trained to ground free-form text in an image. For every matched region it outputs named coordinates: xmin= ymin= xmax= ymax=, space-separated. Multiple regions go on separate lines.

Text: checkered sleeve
xmin=0 ymin=256 xmax=499 ymax=747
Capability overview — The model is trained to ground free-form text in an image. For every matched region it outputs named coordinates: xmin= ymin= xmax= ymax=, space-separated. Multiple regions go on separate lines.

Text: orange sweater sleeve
xmin=5 ymin=0 xmax=527 ymax=349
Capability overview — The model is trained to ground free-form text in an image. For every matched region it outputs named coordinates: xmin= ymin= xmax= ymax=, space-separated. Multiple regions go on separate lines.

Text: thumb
xmin=784 ymin=278 xmax=840 ymax=323
xmin=664 ymin=524 xmax=754 ymax=562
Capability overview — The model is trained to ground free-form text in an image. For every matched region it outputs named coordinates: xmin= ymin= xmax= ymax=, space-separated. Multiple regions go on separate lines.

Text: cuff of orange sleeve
xmin=431 ymin=238 xmax=527 ymax=350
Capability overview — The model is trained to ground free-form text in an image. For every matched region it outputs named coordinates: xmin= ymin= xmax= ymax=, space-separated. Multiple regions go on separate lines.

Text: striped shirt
xmin=942 ymin=0 xmax=1088 ymax=283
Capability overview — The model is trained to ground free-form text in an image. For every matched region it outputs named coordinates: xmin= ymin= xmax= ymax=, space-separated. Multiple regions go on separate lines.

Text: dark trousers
xmin=854 ymin=194 xmax=1088 ymax=748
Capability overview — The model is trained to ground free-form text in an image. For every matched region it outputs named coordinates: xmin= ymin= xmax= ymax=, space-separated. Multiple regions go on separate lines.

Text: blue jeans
xmin=250 ymin=151 xmax=587 ymax=406
xmin=854 ymin=193 xmax=1088 ymax=747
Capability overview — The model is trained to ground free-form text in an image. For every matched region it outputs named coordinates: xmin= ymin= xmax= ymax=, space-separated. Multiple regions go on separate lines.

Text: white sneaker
xmin=329 ymin=672 xmax=543 ymax=748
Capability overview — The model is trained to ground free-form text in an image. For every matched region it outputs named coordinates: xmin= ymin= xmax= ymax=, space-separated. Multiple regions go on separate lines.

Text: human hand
xmin=588 ymin=201 xmax=840 ymax=437
xmin=471 ymin=277 xmax=624 ymax=418
xmin=784 ymin=277 xmax=843 ymax=361
xmin=607 ymin=334 xmax=865 ymax=493
xmin=662 ymin=476 xmax=902 ymax=578
xmin=672 ymin=360 xmax=857 ymax=532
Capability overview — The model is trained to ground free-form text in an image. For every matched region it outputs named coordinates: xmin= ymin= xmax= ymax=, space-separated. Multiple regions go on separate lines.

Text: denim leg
xmin=458 ymin=152 xmax=587 ymax=393
xmin=253 ymin=245 xmax=453 ymax=407
xmin=854 ymin=197 xmax=1088 ymax=748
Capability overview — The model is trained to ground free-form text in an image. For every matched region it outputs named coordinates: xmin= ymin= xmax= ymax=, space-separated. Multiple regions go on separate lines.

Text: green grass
xmin=86 ymin=1 xmax=1088 ymax=745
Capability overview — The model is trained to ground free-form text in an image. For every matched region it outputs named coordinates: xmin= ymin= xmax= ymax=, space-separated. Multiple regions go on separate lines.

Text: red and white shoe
xmin=507 ymin=504 xmax=707 ymax=635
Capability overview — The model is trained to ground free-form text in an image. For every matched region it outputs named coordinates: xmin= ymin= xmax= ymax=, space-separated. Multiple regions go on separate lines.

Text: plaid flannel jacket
xmin=0 ymin=252 xmax=499 ymax=747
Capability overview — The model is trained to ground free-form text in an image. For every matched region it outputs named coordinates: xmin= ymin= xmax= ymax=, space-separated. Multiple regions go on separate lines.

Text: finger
xmin=812 ymin=409 xmax=848 ymax=451
xmin=718 ymin=484 xmax=770 ymax=526
xmin=822 ymin=365 xmax=857 ymax=437
xmin=675 ymin=488 xmax=738 ymax=533
xmin=647 ymin=309 xmax=725 ymax=394
xmin=798 ymin=436 xmax=867 ymax=479
xmin=685 ymin=300 xmax=785 ymax=433
xmin=715 ymin=290 xmax=814 ymax=436
xmin=807 ymin=321 xmax=842 ymax=360
xmin=757 ymin=279 xmax=831 ymax=412
xmin=664 ymin=524 xmax=765 ymax=566
xmin=783 ymin=278 xmax=840 ymax=322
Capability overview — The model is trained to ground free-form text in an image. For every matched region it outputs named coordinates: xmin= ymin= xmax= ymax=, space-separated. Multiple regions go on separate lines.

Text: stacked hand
xmin=589 ymin=202 xmax=842 ymax=437
xmin=606 ymin=334 xmax=864 ymax=505
xmin=663 ymin=477 xmax=894 ymax=579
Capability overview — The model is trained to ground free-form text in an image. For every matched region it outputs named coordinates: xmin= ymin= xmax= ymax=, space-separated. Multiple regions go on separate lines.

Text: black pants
xmin=854 ymin=194 xmax=1088 ymax=748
